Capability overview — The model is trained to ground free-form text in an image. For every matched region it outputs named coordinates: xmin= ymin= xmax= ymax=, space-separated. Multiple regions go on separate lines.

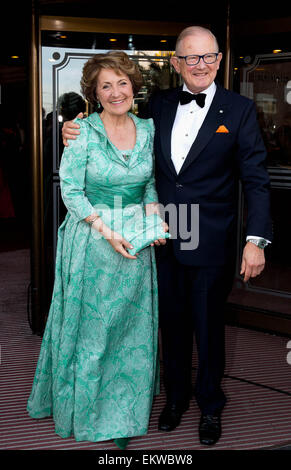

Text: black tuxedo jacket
xmin=148 ymin=83 xmax=273 ymax=266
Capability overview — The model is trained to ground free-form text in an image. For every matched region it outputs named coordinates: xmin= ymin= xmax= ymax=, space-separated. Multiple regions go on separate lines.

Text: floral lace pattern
xmin=27 ymin=113 xmax=160 ymax=442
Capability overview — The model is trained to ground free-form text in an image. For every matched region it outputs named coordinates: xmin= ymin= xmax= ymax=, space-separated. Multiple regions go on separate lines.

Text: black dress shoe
xmin=158 ymin=403 xmax=189 ymax=432
xmin=199 ymin=414 xmax=221 ymax=445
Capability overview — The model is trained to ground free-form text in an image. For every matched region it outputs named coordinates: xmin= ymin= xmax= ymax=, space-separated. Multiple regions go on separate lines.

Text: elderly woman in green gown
xmin=27 ymin=51 xmax=168 ymax=449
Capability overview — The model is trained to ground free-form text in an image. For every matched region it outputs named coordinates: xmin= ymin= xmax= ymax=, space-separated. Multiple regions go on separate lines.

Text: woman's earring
xmin=95 ymin=95 xmax=102 ymax=111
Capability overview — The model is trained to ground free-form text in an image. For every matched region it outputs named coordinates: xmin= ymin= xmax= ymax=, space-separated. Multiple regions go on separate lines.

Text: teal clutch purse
xmin=122 ymin=213 xmax=170 ymax=255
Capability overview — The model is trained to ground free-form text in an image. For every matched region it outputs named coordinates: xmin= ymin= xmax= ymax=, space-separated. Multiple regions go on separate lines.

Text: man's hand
xmin=240 ymin=241 xmax=265 ymax=282
xmin=62 ymin=112 xmax=84 ymax=147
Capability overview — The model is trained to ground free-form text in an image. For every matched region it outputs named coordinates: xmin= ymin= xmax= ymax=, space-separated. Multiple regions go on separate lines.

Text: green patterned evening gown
xmin=27 ymin=113 xmax=160 ymax=442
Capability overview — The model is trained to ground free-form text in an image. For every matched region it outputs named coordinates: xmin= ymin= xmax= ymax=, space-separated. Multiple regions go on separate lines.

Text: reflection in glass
xmin=241 ymin=54 xmax=291 ymax=169
xmin=41 ymin=41 xmax=178 ymax=307
xmin=226 ymin=34 xmax=291 ymax=325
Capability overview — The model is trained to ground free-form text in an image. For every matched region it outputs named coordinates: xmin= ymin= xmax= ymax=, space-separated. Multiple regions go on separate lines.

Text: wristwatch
xmin=247 ymin=238 xmax=269 ymax=249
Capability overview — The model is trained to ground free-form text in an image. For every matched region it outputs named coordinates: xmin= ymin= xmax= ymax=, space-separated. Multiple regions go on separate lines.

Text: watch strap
xmin=247 ymin=238 xmax=268 ymax=249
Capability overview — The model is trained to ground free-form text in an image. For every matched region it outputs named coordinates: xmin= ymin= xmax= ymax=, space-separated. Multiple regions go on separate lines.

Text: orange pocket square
xmin=216 ymin=125 xmax=229 ymax=133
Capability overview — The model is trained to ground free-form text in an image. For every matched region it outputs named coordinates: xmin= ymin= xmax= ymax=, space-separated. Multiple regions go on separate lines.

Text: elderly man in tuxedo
xmin=149 ymin=25 xmax=272 ymax=445
xmin=62 ymin=26 xmax=272 ymax=446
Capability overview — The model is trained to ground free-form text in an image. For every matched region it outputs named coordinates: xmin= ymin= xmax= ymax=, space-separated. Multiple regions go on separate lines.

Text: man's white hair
xmin=175 ymin=26 xmax=219 ymax=55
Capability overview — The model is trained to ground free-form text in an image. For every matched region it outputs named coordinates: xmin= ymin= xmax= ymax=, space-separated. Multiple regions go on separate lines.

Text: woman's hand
xmin=145 ymin=202 xmax=169 ymax=247
xmin=151 ymin=221 xmax=169 ymax=247
xmin=92 ymin=218 xmax=137 ymax=260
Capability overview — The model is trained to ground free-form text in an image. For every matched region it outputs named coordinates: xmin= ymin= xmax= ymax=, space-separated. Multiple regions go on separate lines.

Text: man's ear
xmin=216 ymin=52 xmax=223 ymax=70
xmin=170 ymin=56 xmax=181 ymax=74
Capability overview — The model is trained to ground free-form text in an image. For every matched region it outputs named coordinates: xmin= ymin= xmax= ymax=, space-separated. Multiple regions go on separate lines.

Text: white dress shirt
xmin=171 ymin=81 xmax=216 ymax=174
xmin=170 ymin=81 xmax=270 ymax=245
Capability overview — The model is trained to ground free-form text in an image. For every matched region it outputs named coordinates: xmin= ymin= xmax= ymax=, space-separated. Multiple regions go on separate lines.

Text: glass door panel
xmin=228 ymin=52 xmax=291 ymax=319
xmin=41 ymin=30 xmax=179 ymax=307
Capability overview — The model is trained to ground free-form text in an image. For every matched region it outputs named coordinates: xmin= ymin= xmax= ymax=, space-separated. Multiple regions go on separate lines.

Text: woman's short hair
xmin=80 ymin=51 xmax=143 ymax=105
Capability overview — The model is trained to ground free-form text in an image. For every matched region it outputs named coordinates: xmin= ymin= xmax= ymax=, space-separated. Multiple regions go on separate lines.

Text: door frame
xmin=30 ymin=14 xmax=215 ymax=333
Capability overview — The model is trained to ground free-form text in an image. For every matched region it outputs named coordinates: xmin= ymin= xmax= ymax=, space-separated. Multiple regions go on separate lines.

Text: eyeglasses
xmin=177 ymin=53 xmax=219 ymax=66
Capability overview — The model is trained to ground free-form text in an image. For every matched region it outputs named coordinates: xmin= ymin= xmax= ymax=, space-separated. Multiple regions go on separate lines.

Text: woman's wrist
xmin=145 ymin=201 xmax=160 ymax=216
xmin=86 ymin=213 xmax=100 ymax=225
xmin=85 ymin=213 xmax=105 ymax=234
xmin=92 ymin=217 xmax=105 ymax=233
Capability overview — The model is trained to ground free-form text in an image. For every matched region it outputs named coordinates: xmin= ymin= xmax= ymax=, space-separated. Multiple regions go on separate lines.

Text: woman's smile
xmin=96 ymin=68 xmax=134 ymax=116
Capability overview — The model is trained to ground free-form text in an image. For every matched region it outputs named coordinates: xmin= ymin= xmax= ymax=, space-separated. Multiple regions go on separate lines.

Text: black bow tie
xmin=179 ymin=90 xmax=206 ymax=108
